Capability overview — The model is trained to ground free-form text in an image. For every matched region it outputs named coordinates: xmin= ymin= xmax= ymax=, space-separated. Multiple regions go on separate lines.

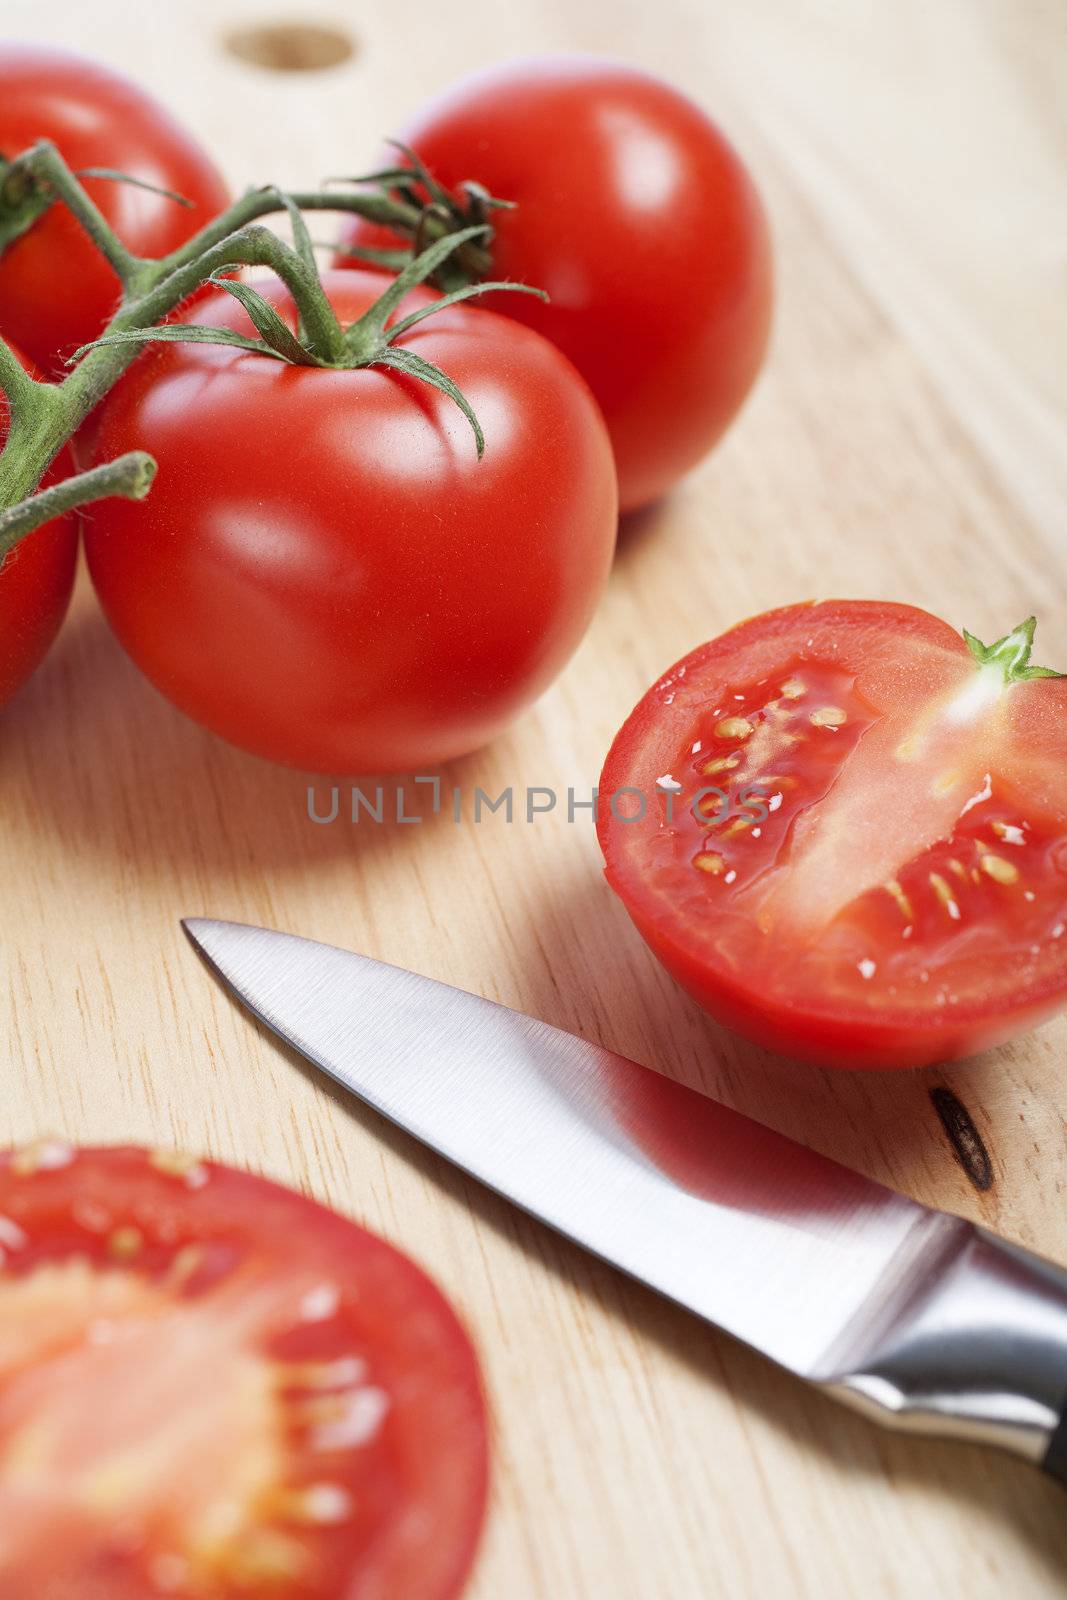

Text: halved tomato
xmin=0 ymin=1144 xmax=487 ymax=1598
xmin=597 ymin=600 xmax=1067 ymax=1069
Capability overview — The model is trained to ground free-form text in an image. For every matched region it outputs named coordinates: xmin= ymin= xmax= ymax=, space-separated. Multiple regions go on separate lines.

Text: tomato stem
xmin=1 ymin=140 xmax=139 ymax=281
xmin=328 ymin=144 xmax=507 ymax=290
xmin=0 ymin=451 xmax=155 ymax=559
xmin=963 ymin=617 xmax=1065 ymax=683
xmin=0 ymin=140 xmax=534 ymax=549
xmin=0 ymin=336 xmax=35 ymax=413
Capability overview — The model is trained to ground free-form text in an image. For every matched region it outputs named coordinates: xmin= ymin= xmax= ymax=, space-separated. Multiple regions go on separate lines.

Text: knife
xmin=182 ymin=916 xmax=1067 ymax=1483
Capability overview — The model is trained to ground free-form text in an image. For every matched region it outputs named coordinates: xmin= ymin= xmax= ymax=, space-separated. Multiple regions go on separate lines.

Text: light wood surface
xmin=3 ymin=2 xmax=1066 ymax=1595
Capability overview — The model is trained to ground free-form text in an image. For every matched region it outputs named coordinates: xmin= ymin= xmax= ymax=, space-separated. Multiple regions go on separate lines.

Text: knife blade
xmin=183 ymin=917 xmax=1067 ymax=1481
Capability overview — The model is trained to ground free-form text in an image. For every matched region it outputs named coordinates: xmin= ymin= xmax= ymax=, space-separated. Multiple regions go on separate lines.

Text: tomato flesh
xmin=0 ymin=1145 xmax=487 ymax=1599
xmin=598 ymin=600 xmax=1067 ymax=1068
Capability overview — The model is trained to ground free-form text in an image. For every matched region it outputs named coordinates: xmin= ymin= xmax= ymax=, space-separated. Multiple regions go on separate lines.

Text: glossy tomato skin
xmin=0 ymin=1143 xmax=488 ymax=1600
xmin=0 ymin=45 xmax=229 ymax=371
xmin=84 ymin=269 xmax=617 ymax=772
xmin=0 ymin=345 xmax=78 ymax=708
xmin=598 ymin=601 xmax=1067 ymax=1070
xmin=338 ymin=56 xmax=773 ymax=512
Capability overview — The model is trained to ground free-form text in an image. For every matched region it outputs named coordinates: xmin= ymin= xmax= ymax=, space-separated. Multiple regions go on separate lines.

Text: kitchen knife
xmin=183 ymin=917 xmax=1067 ymax=1482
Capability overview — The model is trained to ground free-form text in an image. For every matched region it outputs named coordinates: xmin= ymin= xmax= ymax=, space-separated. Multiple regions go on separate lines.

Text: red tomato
xmin=337 ymin=57 xmax=773 ymax=513
xmin=0 ymin=344 xmax=78 ymax=708
xmin=84 ymin=268 xmax=617 ymax=773
xmin=597 ymin=601 xmax=1067 ymax=1069
xmin=0 ymin=45 xmax=229 ymax=371
xmin=0 ymin=1142 xmax=488 ymax=1598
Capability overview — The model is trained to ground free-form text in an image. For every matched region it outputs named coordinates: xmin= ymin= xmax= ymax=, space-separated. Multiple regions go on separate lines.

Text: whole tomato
xmin=338 ymin=57 xmax=773 ymax=512
xmin=0 ymin=45 xmax=229 ymax=371
xmin=0 ymin=343 xmax=78 ymax=708
xmin=84 ymin=270 xmax=617 ymax=773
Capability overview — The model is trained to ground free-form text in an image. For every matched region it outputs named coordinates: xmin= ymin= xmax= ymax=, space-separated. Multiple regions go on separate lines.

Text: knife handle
xmin=822 ymin=1222 xmax=1067 ymax=1481
xmin=1045 ymin=1412 xmax=1067 ymax=1484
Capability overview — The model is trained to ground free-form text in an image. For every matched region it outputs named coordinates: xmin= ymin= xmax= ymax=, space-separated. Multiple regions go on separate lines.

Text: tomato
xmin=0 ymin=344 xmax=78 ymax=709
xmin=83 ymin=268 xmax=616 ymax=773
xmin=336 ymin=56 xmax=773 ymax=513
xmin=0 ymin=1142 xmax=488 ymax=1598
xmin=0 ymin=45 xmax=229 ymax=372
xmin=597 ymin=600 xmax=1067 ymax=1069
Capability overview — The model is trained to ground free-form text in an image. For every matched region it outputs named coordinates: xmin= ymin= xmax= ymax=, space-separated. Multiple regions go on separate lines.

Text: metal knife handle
xmin=819 ymin=1222 xmax=1067 ymax=1479
xmin=1047 ymin=1413 xmax=1067 ymax=1484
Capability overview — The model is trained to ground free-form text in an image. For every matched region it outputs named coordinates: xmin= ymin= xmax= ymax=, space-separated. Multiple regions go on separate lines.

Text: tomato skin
xmin=0 ymin=345 xmax=78 ymax=709
xmin=598 ymin=600 xmax=1067 ymax=1070
xmin=338 ymin=56 xmax=773 ymax=512
xmin=0 ymin=45 xmax=229 ymax=372
xmin=0 ymin=1143 xmax=488 ymax=1600
xmin=84 ymin=269 xmax=617 ymax=773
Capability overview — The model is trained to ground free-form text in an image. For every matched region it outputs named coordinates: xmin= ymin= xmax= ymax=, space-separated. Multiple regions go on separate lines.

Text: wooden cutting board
xmin=2 ymin=3 xmax=1066 ymax=1594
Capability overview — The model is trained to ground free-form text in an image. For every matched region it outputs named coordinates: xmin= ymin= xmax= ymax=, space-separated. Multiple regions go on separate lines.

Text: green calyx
xmin=963 ymin=616 xmax=1065 ymax=684
xmin=331 ymin=143 xmax=511 ymax=291
xmin=0 ymin=151 xmax=54 ymax=254
xmin=77 ymin=221 xmax=547 ymax=459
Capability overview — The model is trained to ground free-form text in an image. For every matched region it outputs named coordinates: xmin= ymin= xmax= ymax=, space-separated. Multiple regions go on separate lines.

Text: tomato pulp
xmin=84 ymin=269 xmax=617 ymax=773
xmin=0 ymin=45 xmax=229 ymax=371
xmin=0 ymin=1144 xmax=488 ymax=1598
xmin=337 ymin=56 xmax=773 ymax=512
xmin=0 ymin=343 xmax=78 ymax=709
xmin=598 ymin=601 xmax=1067 ymax=1069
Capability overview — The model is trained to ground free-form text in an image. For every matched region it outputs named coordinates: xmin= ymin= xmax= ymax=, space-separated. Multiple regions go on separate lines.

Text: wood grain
xmin=2 ymin=2 xmax=1066 ymax=1595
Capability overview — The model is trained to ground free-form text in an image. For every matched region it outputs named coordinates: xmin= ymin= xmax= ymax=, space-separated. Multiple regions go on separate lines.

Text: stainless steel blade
xmin=183 ymin=917 xmax=1067 ymax=1475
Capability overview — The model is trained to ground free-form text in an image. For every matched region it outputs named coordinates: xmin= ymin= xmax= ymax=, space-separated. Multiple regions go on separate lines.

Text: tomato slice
xmin=0 ymin=1145 xmax=487 ymax=1598
xmin=598 ymin=600 xmax=1067 ymax=1068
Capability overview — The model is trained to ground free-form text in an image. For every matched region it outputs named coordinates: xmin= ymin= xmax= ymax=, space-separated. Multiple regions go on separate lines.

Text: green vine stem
xmin=0 ymin=139 xmax=517 ymax=557
xmin=0 ymin=452 xmax=155 ymax=560
xmin=0 ymin=142 xmax=139 ymax=280
xmin=0 ymin=222 xmax=345 ymax=515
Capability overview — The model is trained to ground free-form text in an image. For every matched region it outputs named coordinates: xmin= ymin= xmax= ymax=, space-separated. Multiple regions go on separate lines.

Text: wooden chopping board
xmin=2 ymin=2 xmax=1066 ymax=1595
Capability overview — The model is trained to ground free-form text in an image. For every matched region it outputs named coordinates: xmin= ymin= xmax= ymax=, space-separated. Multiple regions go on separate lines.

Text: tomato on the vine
xmin=598 ymin=600 xmax=1067 ymax=1069
xmin=84 ymin=268 xmax=617 ymax=773
xmin=0 ymin=1142 xmax=488 ymax=1598
xmin=0 ymin=45 xmax=229 ymax=371
xmin=337 ymin=56 xmax=773 ymax=512
xmin=0 ymin=343 xmax=78 ymax=709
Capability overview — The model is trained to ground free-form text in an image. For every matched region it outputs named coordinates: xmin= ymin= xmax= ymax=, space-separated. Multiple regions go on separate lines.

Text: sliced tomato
xmin=597 ymin=600 xmax=1067 ymax=1069
xmin=0 ymin=1144 xmax=487 ymax=1599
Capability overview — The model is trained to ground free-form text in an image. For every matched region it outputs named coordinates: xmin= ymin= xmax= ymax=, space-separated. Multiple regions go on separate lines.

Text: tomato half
xmin=337 ymin=56 xmax=773 ymax=513
xmin=597 ymin=601 xmax=1067 ymax=1069
xmin=0 ymin=344 xmax=78 ymax=709
xmin=0 ymin=1143 xmax=488 ymax=1599
xmin=84 ymin=268 xmax=617 ymax=773
xmin=0 ymin=45 xmax=229 ymax=371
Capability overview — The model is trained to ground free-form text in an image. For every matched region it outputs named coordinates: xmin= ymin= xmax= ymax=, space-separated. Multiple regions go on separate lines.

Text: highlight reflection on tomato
xmin=598 ymin=600 xmax=1067 ymax=1069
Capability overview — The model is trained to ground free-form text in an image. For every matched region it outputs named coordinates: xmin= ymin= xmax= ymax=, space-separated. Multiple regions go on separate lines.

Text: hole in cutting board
xmin=223 ymin=20 xmax=355 ymax=71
